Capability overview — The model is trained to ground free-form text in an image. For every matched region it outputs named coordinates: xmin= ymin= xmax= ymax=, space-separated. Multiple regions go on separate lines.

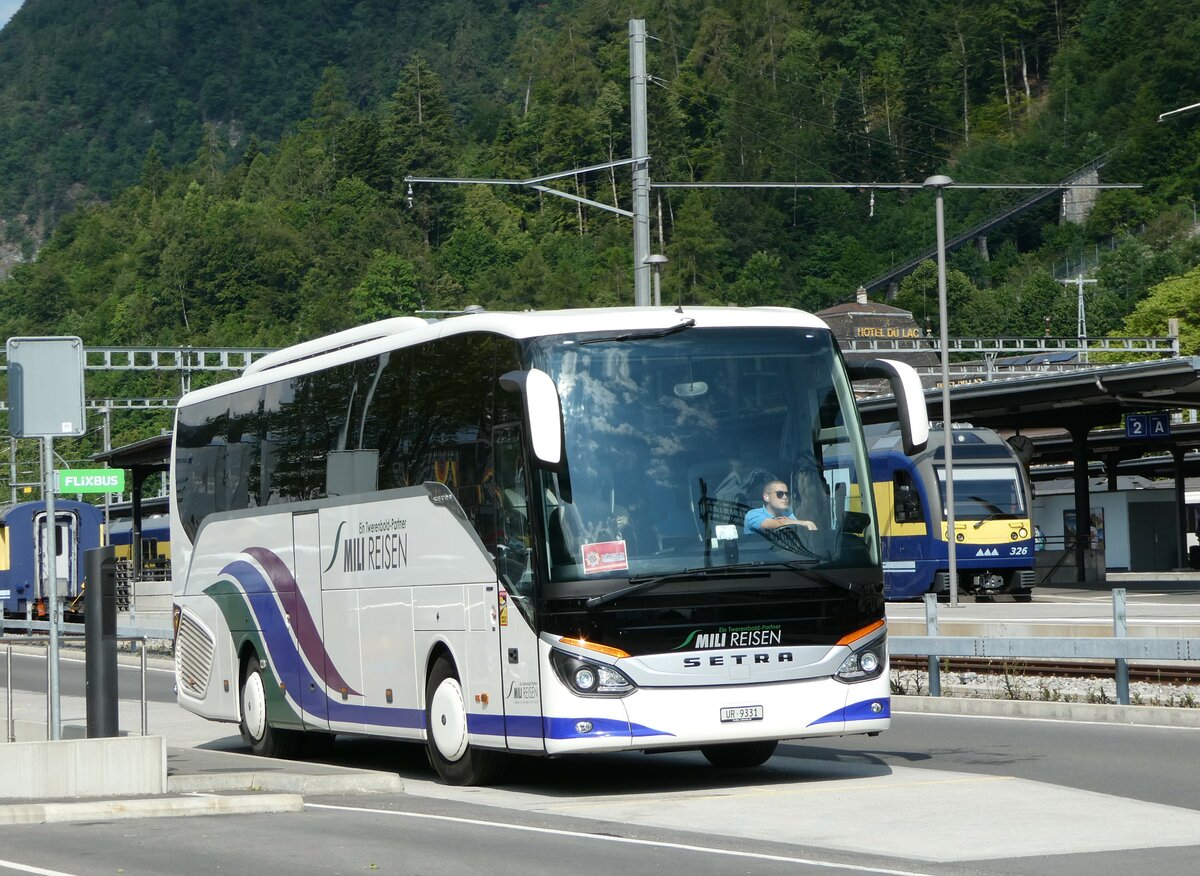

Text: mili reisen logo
xmin=673 ymin=624 xmax=783 ymax=650
xmin=323 ymin=517 xmax=409 ymax=573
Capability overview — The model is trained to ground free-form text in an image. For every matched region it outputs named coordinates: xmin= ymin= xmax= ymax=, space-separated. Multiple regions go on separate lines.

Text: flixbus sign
xmin=55 ymin=469 xmax=125 ymax=494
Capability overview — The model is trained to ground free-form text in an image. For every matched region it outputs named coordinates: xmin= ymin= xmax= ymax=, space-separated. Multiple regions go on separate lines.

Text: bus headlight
xmin=550 ymin=651 xmax=637 ymax=697
xmin=835 ymin=635 xmax=886 ymax=683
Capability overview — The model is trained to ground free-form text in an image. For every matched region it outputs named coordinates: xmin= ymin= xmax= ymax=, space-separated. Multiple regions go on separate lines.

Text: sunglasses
xmin=773 ymin=490 xmax=790 ymax=499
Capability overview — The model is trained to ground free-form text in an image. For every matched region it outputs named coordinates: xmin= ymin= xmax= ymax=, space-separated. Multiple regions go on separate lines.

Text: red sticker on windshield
xmin=582 ymin=540 xmax=629 ymax=574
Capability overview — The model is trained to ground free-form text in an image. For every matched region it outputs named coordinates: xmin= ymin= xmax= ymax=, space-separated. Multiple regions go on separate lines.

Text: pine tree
xmin=381 ymin=55 xmax=459 ymax=244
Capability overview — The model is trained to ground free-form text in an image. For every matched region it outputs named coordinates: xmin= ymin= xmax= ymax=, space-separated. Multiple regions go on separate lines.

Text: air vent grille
xmin=175 ymin=613 xmax=215 ymax=698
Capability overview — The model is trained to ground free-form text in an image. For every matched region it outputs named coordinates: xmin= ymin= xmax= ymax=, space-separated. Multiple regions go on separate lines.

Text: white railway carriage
xmin=171 ymin=307 xmax=928 ymax=784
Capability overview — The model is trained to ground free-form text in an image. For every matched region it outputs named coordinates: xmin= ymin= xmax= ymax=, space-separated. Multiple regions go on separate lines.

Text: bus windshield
xmin=524 ymin=327 xmax=878 ymax=589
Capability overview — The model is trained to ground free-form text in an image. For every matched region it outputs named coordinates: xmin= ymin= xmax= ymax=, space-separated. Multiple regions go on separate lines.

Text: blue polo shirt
xmin=744 ymin=506 xmax=797 ymax=535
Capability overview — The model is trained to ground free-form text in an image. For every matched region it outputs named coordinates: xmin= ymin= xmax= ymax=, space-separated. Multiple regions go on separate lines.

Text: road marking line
xmin=539 ymin=773 xmax=1014 ymax=811
xmin=305 ymin=802 xmax=939 ymax=875
xmin=0 ymin=859 xmax=80 ymax=876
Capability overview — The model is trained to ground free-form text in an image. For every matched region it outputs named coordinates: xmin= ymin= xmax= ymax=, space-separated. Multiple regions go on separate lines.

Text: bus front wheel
xmin=424 ymin=656 xmax=505 ymax=786
xmin=700 ymin=740 xmax=778 ymax=768
xmin=239 ymin=654 xmax=302 ymax=759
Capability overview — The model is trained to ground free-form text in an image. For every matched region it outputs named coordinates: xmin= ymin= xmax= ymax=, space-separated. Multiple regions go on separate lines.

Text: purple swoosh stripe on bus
xmin=240 ymin=547 xmax=361 ymax=697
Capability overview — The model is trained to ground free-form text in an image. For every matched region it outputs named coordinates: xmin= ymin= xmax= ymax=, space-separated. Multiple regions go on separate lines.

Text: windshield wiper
xmin=968 ymin=496 xmax=1016 ymax=528
xmin=585 ymin=566 xmax=731 ymax=609
xmin=578 ymin=318 xmax=695 ymax=346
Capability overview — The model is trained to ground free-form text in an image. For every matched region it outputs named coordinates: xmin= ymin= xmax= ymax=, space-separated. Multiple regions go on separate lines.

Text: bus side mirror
xmin=499 ymin=369 xmax=565 ymax=467
xmin=847 ymin=358 xmax=929 ymax=456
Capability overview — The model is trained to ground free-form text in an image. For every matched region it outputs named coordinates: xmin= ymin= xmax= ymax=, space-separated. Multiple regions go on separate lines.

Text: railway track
xmin=890 ymin=655 xmax=1200 ymax=685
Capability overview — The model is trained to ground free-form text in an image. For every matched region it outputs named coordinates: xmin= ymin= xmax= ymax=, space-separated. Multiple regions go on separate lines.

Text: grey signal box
xmin=6 ymin=336 xmax=86 ymax=438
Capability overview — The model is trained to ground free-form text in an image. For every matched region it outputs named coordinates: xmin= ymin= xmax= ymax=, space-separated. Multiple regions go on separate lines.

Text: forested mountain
xmin=1 ymin=0 xmax=1199 ymax=363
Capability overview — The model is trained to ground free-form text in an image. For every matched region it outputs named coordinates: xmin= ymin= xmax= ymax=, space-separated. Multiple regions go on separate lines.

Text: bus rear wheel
xmin=424 ymin=656 xmax=505 ymax=786
xmin=700 ymin=740 xmax=779 ymax=768
xmin=239 ymin=654 xmax=302 ymax=759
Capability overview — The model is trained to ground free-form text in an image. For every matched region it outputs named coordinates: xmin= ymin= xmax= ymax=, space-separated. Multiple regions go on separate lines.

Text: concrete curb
xmin=167 ymin=771 xmax=404 ymax=795
xmin=0 ymin=793 xmax=304 ymax=826
xmin=894 ymin=694 xmax=1200 ymax=728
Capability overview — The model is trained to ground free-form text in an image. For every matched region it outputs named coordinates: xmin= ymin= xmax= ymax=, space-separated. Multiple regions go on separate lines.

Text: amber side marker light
xmin=836 ymin=619 xmax=886 ymax=647
xmin=558 ymin=637 xmax=630 ymax=659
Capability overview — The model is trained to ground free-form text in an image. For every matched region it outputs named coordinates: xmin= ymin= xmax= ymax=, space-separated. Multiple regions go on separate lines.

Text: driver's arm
xmin=758 ymin=516 xmax=817 ymax=531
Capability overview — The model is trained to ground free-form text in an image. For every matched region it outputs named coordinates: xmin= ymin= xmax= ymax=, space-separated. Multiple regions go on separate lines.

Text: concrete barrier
xmin=0 ymin=735 xmax=166 ymax=799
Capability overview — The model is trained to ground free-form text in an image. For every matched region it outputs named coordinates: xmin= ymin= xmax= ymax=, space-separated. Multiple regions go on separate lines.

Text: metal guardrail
xmin=890 ymin=589 xmax=1198 ymax=705
xmin=3 ymin=635 xmax=152 ymax=742
xmin=842 ymin=336 xmax=1179 ymax=355
xmin=0 ymin=347 xmax=272 ymax=373
xmin=3 ymin=619 xmax=174 ymax=640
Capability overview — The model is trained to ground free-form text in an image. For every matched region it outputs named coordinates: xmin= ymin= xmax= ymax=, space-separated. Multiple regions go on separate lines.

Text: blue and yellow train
xmin=0 ymin=500 xmax=171 ymax=616
xmin=869 ymin=425 xmax=1037 ymax=600
xmin=0 ymin=500 xmax=105 ymax=616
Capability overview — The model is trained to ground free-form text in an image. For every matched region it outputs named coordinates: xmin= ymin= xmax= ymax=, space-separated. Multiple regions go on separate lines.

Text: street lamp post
xmin=924 ymin=174 xmax=959 ymax=608
xmin=644 ymin=254 xmax=668 ymax=306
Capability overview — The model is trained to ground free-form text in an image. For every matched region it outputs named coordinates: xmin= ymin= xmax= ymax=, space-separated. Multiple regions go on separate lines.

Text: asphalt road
xmin=2 ymin=710 xmax=1200 ymax=876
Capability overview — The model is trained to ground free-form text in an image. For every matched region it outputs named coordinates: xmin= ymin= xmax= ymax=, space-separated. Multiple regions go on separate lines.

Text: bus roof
xmin=177 ymin=306 xmax=831 ymax=408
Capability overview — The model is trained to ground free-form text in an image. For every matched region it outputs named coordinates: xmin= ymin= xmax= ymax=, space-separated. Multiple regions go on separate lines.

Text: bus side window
xmin=894 ymin=471 xmax=923 ymax=524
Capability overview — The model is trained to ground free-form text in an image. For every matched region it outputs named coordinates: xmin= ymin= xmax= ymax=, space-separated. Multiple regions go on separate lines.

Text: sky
xmin=0 ymin=1 xmax=23 ymax=30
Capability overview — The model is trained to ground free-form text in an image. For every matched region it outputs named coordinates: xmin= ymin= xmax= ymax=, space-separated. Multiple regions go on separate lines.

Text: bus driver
xmin=744 ymin=479 xmax=818 ymax=535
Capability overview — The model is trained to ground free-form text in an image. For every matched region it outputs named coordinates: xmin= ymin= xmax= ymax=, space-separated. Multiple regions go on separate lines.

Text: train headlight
xmin=1018 ymin=527 xmax=1029 ymax=539
xmin=551 ymin=650 xmax=637 ymax=697
xmin=835 ymin=634 xmax=886 ymax=684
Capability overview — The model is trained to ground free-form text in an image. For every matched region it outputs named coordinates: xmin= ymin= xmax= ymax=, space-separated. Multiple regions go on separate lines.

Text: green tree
xmin=1120 ymin=265 xmax=1200 ymax=354
xmin=727 ymin=251 xmax=784 ymax=307
xmin=665 ymin=193 xmax=732 ymax=302
xmin=350 ymin=251 xmax=421 ymax=322
xmin=382 ymin=55 xmax=458 ymax=241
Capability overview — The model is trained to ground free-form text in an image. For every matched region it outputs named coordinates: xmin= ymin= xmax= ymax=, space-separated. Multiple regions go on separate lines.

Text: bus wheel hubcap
xmin=242 ymin=671 xmax=267 ymax=741
xmin=430 ymin=678 xmax=468 ymax=761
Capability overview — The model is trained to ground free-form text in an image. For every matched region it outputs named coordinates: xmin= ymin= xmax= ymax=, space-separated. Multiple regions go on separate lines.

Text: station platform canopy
xmin=860 ymin=356 xmax=1200 ymax=434
xmin=91 ymin=433 xmax=171 ymax=579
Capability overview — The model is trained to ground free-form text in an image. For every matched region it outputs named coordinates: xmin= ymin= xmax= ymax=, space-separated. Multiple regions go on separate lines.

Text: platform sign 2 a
xmin=1125 ymin=412 xmax=1171 ymax=439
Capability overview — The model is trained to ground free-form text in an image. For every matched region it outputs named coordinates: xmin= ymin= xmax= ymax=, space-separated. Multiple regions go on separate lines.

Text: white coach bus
xmin=170 ymin=306 xmax=928 ymax=784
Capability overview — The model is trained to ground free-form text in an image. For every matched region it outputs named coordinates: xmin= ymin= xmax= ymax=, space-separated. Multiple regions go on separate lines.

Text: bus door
xmin=494 ymin=426 xmax=545 ymax=752
xmin=36 ymin=511 xmax=77 ymax=602
xmin=288 ymin=511 xmax=329 ymax=729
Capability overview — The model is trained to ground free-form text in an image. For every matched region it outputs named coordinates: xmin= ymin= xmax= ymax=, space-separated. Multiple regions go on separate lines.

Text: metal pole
xmin=9 ymin=437 xmax=16 ymax=505
xmin=43 ymin=436 xmax=61 ymax=740
xmin=6 ymin=645 xmax=13 ymax=743
xmin=1076 ymin=275 xmax=1088 ymax=365
xmin=926 ymin=175 xmax=959 ymax=608
xmin=141 ymin=640 xmax=148 ymax=736
xmin=102 ymin=406 xmax=111 ymax=535
xmin=1113 ymin=588 xmax=1129 ymax=705
xmin=629 ymin=19 xmax=652 ymax=307
xmin=924 ymin=593 xmax=941 ymax=697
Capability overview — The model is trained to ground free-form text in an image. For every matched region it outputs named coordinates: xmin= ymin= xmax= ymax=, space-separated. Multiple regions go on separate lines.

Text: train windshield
xmin=523 ymin=326 xmax=879 ymax=590
xmin=936 ymin=465 xmax=1026 ymax=519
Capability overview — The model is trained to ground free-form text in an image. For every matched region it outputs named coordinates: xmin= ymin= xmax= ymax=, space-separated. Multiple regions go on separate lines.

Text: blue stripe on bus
xmin=467 ymin=713 xmax=506 ymax=736
xmin=807 ymin=696 xmax=890 ymax=726
xmin=503 ymin=714 xmax=545 ymax=738
xmin=543 ymin=716 xmax=673 ymax=740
